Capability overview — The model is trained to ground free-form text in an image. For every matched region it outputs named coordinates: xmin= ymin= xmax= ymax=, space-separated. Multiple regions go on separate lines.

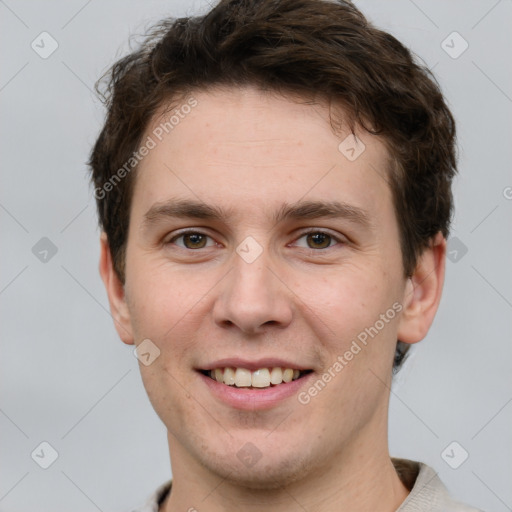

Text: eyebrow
xmin=142 ymin=198 xmax=372 ymax=230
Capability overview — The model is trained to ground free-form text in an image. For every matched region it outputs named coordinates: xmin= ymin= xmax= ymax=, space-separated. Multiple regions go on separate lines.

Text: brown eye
xmin=305 ymin=232 xmax=333 ymax=249
xmin=182 ymin=233 xmax=207 ymax=249
xmin=291 ymin=230 xmax=344 ymax=251
xmin=169 ymin=231 xmax=214 ymax=249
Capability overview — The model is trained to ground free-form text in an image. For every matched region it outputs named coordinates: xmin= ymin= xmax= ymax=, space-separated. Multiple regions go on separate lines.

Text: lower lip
xmin=198 ymin=371 xmax=314 ymax=410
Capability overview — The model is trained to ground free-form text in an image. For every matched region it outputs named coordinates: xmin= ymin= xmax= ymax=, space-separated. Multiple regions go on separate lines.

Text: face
xmin=101 ymin=85 xmax=444 ymax=489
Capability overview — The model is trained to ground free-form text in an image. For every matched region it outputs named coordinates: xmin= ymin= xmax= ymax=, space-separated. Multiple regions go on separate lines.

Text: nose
xmin=212 ymin=249 xmax=294 ymax=335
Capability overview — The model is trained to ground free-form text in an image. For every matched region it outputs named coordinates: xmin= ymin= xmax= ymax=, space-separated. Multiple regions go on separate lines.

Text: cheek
xmin=125 ymin=263 xmax=216 ymax=372
xmin=288 ymin=263 xmax=396 ymax=341
xmin=139 ymin=360 xmax=216 ymax=451
xmin=126 ymin=259 xmax=193 ymax=332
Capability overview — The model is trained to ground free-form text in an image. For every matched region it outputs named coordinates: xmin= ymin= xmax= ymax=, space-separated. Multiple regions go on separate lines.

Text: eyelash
xmin=166 ymin=228 xmax=345 ymax=251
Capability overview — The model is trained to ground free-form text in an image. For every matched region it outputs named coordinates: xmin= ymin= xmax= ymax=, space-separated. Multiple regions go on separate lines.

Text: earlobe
xmin=397 ymin=232 xmax=446 ymax=344
xmin=99 ymin=233 xmax=134 ymax=345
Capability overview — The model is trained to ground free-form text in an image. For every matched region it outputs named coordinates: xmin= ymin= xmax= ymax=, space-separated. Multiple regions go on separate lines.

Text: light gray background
xmin=1 ymin=0 xmax=511 ymax=510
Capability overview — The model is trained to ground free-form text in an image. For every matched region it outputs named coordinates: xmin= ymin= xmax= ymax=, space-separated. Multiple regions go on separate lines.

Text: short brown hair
xmin=89 ymin=0 xmax=457 ymax=371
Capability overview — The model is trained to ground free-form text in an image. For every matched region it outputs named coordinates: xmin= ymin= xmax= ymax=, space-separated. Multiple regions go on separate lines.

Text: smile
xmin=200 ymin=367 xmax=313 ymax=388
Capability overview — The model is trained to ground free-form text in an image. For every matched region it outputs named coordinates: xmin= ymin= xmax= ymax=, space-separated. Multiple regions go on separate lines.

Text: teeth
xmin=251 ymin=368 xmax=270 ymax=388
xmin=270 ymin=367 xmax=283 ymax=385
xmin=234 ymin=368 xmax=252 ymax=387
xmin=214 ymin=368 xmax=223 ymax=383
xmin=282 ymin=368 xmax=293 ymax=383
xmin=223 ymin=367 xmax=235 ymax=385
xmin=207 ymin=367 xmax=305 ymax=388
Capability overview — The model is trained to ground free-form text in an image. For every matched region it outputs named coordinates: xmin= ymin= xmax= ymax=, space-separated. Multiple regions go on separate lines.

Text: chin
xmin=198 ymin=445 xmax=313 ymax=490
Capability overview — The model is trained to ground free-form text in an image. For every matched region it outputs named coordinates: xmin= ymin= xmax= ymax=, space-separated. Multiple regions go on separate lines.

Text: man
xmin=89 ymin=0 xmax=482 ymax=510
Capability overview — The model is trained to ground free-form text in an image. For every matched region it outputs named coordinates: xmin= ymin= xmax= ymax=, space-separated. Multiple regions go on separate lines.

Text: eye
xmin=293 ymin=230 xmax=343 ymax=250
xmin=167 ymin=230 xmax=216 ymax=250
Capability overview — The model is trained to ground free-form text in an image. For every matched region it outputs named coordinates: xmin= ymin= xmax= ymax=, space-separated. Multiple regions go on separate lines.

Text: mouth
xmin=198 ymin=367 xmax=313 ymax=389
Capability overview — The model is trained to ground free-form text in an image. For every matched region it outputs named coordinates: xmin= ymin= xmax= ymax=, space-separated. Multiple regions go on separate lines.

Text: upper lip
xmin=198 ymin=358 xmax=312 ymax=372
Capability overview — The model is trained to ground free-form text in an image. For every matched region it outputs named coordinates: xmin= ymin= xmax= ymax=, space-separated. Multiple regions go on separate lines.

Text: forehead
xmin=131 ymin=85 xmax=393 ymax=226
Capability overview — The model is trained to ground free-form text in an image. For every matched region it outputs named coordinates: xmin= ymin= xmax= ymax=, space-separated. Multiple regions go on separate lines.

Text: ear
xmin=397 ymin=232 xmax=446 ymax=344
xmin=99 ymin=233 xmax=134 ymax=345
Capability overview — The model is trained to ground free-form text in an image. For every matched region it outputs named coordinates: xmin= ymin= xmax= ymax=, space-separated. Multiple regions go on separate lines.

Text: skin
xmin=100 ymin=85 xmax=446 ymax=511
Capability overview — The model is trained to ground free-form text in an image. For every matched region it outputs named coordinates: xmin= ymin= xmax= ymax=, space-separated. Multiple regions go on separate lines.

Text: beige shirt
xmin=131 ymin=458 xmax=483 ymax=512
